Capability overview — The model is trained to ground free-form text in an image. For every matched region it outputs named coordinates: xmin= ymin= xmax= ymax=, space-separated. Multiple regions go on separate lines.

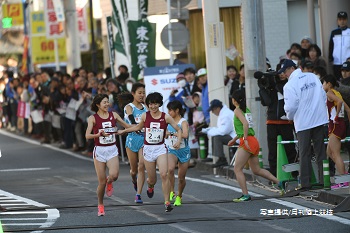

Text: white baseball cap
xmin=196 ymin=68 xmax=207 ymax=77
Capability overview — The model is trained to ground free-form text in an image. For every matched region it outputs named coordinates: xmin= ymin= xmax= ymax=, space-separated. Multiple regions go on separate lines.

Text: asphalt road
xmin=0 ymin=130 xmax=349 ymax=233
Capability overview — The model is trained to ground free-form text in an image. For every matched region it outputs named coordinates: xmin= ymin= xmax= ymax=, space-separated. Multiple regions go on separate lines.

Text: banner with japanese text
xmin=44 ymin=0 xmax=65 ymax=39
xmin=76 ymin=5 xmax=90 ymax=52
xmin=30 ymin=11 xmax=67 ymax=64
xmin=128 ymin=20 xmax=156 ymax=80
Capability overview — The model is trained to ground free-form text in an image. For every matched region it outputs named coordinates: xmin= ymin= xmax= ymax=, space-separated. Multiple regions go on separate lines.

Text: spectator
xmin=329 ymin=11 xmax=350 ymax=80
xmin=300 ymin=36 xmax=313 ymax=59
xmin=258 ymin=62 xmax=297 ymax=178
xmin=306 ymin=44 xmax=327 ymax=70
xmin=201 ymin=99 xmax=236 ymax=167
xmin=280 ymin=59 xmax=328 ymax=191
xmin=313 ymin=66 xmax=328 ymax=81
xmin=196 ymin=68 xmax=210 ymax=124
xmin=289 ymin=52 xmax=302 ymax=67
xmin=184 ymin=67 xmax=201 ymax=95
xmin=225 ymin=65 xmax=239 ymax=110
xmin=300 ymin=60 xmax=314 ymax=73
xmin=337 ymin=61 xmax=350 ymax=173
xmin=229 ymin=64 xmax=246 ymax=111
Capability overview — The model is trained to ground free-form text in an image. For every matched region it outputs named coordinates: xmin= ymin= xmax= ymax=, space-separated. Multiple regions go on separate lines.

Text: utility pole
xmin=202 ymin=0 xmax=226 ymax=164
xmin=241 ymin=0 xmax=268 ymax=164
xmin=63 ymin=0 xmax=81 ymax=74
xmin=89 ymin=0 xmax=97 ymax=73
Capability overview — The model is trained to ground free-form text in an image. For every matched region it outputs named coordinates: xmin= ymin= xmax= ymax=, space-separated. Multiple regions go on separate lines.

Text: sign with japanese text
xmin=128 ymin=20 xmax=156 ymax=80
xmin=1 ymin=3 xmax=24 ymax=27
xmin=76 ymin=6 xmax=90 ymax=51
xmin=31 ymin=37 xmax=67 ymax=64
xmin=30 ymin=11 xmax=67 ymax=64
xmin=44 ymin=0 xmax=65 ymax=39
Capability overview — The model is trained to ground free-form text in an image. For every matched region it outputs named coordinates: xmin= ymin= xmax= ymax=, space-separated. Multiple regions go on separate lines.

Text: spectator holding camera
xmin=256 ymin=63 xmax=297 ymax=178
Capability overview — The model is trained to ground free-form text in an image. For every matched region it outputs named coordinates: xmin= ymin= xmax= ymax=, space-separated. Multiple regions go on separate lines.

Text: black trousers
xmin=267 ymin=124 xmax=297 ymax=177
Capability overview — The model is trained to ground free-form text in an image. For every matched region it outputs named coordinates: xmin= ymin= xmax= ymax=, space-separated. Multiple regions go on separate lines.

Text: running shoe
xmin=105 ymin=177 xmax=114 ymax=197
xmin=278 ymin=181 xmax=285 ymax=196
xmin=132 ymin=180 xmax=137 ymax=192
xmin=174 ymin=196 xmax=182 ymax=206
xmin=135 ymin=194 xmax=143 ymax=204
xmin=97 ymin=205 xmax=105 ymax=216
xmin=147 ymin=186 xmax=154 ymax=198
xmin=164 ymin=201 xmax=173 ymax=212
xmin=233 ymin=194 xmax=251 ymax=202
xmin=170 ymin=191 xmax=175 ymax=201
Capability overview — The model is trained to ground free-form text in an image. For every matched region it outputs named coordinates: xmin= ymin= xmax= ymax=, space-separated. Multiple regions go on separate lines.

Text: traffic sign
xmin=170 ymin=9 xmax=189 ymax=20
xmin=166 ymin=0 xmax=191 ymax=8
xmin=160 ymin=22 xmax=189 ymax=52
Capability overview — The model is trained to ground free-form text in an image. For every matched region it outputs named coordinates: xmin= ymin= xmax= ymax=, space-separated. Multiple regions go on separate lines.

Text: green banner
xmin=111 ymin=0 xmax=127 ymax=56
xmin=128 ymin=20 xmax=156 ymax=80
xmin=139 ymin=0 xmax=148 ymax=19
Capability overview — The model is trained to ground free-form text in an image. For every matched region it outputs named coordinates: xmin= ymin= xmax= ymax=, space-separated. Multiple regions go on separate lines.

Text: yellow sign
xmin=31 ymin=11 xmax=45 ymax=35
xmin=31 ymin=36 xmax=67 ymax=64
xmin=1 ymin=3 xmax=24 ymax=26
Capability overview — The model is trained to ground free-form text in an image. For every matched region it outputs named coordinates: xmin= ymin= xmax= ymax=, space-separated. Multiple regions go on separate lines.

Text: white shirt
xmin=207 ymin=105 xmax=236 ymax=138
xmin=283 ymin=68 xmax=328 ymax=132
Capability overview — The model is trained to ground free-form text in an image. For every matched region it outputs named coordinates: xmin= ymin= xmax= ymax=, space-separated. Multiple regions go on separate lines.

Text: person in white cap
xmin=197 ymin=68 xmax=210 ymax=124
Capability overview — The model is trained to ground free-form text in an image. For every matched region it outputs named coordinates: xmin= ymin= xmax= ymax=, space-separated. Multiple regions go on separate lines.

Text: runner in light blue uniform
xmin=124 ymin=102 xmax=147 ymax=152
xmin=122 ymin=83 xmax=147 ymax=204
xmin=166 ymin=100 xmax=191 ymax=207
xmin=167 ymin=119 xmax=191 ymax=163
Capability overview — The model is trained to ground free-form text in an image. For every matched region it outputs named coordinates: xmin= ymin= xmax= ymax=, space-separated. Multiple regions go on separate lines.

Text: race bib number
xmin=135 ymin=116 xmax=141 ymax=123
xmin=98 ymin=127 xmax=117 ymax=144
xmin=146 ymin=128 xmax=164 ymax=144
xmin=168 ymin=135 xmax=185 ymax=149
xmin=245 ymin=113 xmax=254 ymax=128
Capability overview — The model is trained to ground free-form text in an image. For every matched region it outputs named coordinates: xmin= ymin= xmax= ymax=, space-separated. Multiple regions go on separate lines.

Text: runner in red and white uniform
xmin=118 ymin=92 xmax=182 ymax=212
xmin=85 ymin=94 xmax=130 ymax=216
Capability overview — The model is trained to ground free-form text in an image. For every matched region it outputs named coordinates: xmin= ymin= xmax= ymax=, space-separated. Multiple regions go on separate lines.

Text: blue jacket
xmin=202 ymin=82 xmax=209 ymax=124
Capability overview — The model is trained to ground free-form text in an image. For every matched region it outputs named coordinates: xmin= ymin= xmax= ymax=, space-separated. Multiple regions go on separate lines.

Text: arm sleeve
xmin=128 ymin=114 xmax=137 ymax=124
xmin=329 ymin=31 xmax=335 ymax=62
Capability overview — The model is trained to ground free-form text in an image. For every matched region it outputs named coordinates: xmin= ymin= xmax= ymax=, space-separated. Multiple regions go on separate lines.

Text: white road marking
xmin=0 ymin=168 xmax=50 ymax=172
xmin=0 ymin=190 xmax=59 ymax=231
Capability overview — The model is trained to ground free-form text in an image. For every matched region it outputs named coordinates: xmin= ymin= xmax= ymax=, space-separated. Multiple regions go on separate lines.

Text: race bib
xmin=145 ymin=128 xmax=164 ymax=144
xmin=98 ymin=127 xmax=117 ymax=144
xmin=168 ymin=135 xmax=185 ymax=149
xmin=245 ymin=113 xmax=254 ymax=128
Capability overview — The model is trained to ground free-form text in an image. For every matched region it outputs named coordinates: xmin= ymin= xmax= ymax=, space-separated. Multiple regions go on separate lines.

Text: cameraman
xmin=256 ymin=64 xmax=297 ymax=178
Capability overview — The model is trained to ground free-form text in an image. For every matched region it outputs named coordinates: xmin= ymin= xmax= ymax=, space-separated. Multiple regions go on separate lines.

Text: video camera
xmin=253 ymin=69 xmax=278 ymax=89
xmin=254 ymin=69 xmax=279 ymax=106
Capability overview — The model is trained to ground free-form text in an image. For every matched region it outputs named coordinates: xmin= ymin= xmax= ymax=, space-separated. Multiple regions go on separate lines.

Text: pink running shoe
xmin=105 ymin=177 xmax=114 ymax=197
xmin=97 ymin=205 xmax=105 ymax=216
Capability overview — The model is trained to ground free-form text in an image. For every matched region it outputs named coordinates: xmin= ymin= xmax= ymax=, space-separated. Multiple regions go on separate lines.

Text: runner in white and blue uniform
xmin=166 ymin=100 xmax=191 ymax=207
xmin=123 ymin=83 xmax=147 ymax=204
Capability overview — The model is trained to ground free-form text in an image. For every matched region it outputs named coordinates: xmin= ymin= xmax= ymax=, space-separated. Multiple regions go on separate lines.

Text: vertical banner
xmin=106 ymin=16 xmax=116 ymax=79
xmin=139 ymin=0 xmax=148 ymax=19
xmin=21 ymin=36 xmax=29 ymax=74
xmin=128 ymin=20 xmax=156 ymax=80
xmin=76 ymin=6 xmax=90 ymax=51
xmin=44 ymin=0 xmax=65 ymax=39
xmin=111 ymin=0 xmax=131 ymax=74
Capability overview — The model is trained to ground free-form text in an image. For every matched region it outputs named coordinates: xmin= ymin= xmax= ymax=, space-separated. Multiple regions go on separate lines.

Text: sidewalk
xmin=194 ymin=153 xmax=350 ymax=206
